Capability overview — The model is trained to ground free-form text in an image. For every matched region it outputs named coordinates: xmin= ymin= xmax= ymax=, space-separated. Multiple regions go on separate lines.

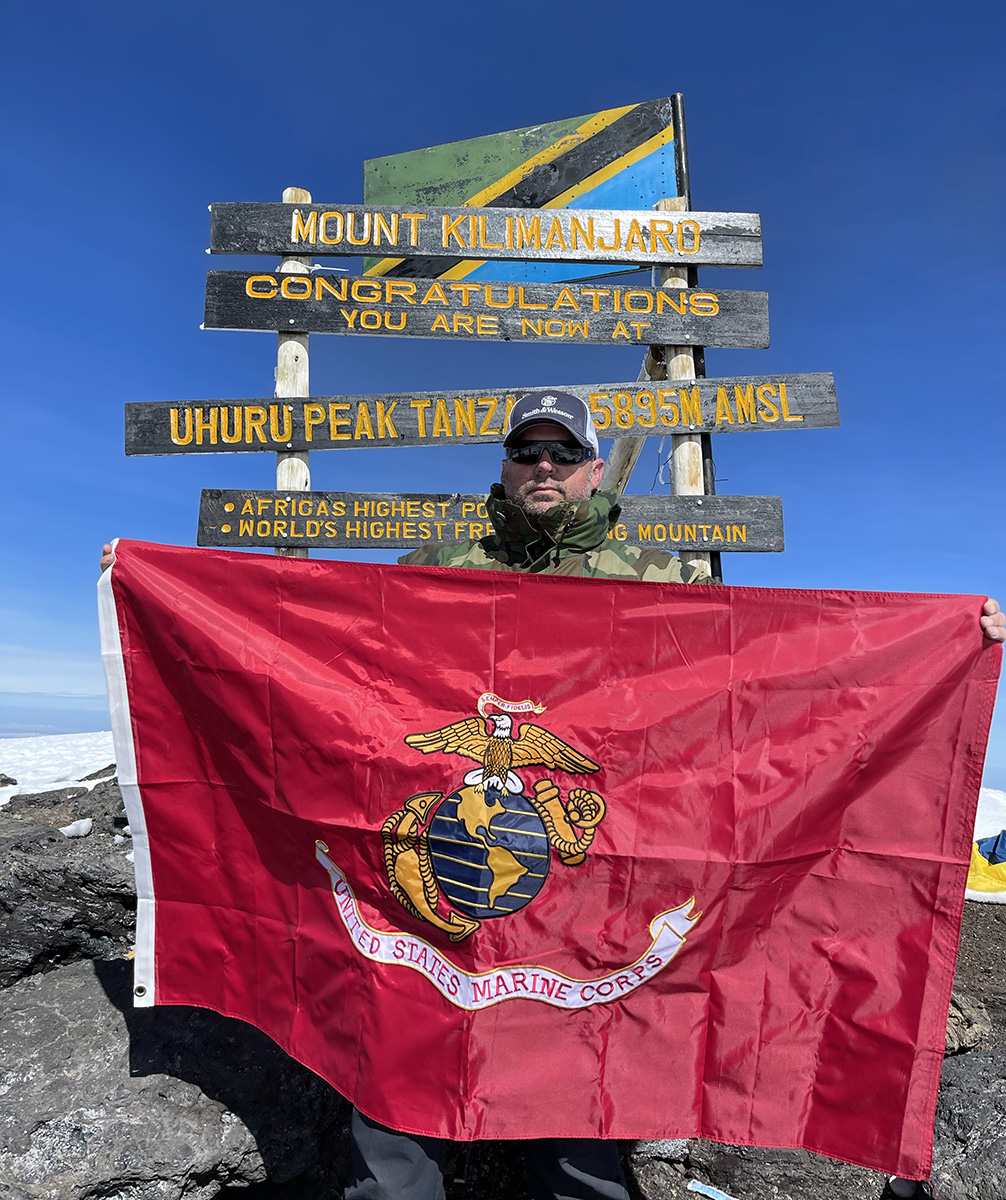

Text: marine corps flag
xmin=99 ymin=541 xmax=1000 ymax=1180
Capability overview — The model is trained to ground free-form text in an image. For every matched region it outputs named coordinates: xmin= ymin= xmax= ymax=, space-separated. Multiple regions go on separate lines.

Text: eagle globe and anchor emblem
xmin=382 ymin=693 xmax=606 ymax=941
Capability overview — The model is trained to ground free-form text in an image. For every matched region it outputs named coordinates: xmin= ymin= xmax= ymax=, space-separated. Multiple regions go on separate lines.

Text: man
xmin=399 ymin=389 xmax=710 ymax=583
xmin=99 ymin=391 xmax=1004 ymax=1200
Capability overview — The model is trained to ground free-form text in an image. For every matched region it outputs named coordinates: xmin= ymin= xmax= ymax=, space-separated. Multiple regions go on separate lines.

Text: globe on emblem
xmin=428 ymin=782 xmax=549 ymax=919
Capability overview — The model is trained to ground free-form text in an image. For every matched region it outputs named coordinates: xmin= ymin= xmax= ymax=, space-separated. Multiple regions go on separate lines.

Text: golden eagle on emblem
xmin=404 ymin=710 xmax=599 ymax=794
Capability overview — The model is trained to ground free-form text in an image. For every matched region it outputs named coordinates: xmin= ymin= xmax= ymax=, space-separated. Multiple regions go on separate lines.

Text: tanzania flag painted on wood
xmin=363 ymin=96 xmax=679 ymax=285
xmin=99 ymin=542 xmax=1000 ymax=1179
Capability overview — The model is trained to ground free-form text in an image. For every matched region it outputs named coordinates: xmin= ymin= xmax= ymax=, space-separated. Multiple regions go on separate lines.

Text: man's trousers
xmin=345 ymin=1108 xmax=631 ymax=1200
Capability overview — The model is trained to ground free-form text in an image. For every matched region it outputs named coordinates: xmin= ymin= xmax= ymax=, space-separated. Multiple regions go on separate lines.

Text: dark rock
xmin=931 ymin=1048 xmax=1006 ymax=1200
xmin=0 ymin=773 xmax=16 ymax=786
xmin=625 ymin=1140 xmax=887 ymax=1200
xmin=944 ymin=990 xmax=992 ymax=1055
xmin=81 ymin=762 xmax=116 ymax=781
xmin=0 ymin=959 xmax=350 ymax=1199
xmin=0 ymin=778 xmax=137 ymax=986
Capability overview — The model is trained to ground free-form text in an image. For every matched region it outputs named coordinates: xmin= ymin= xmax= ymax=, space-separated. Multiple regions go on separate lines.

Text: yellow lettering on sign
xmin=385 ymin=280 xmax=416 ymax=304
xmin=623 ymin=220 xmax=648 ymax=253
xmin=734 ymin=385 xmax=757 ymax=424
xmin=521 ymin=318 xmax=543 ymax=335
xmin=275 ymin=498 xmax=289 ymax=517
xmin=655 ymin=290 xmax=687 ymax=315
xmin=689 ymin=292 xmax=719 ymax=315
xmin=514 ymin=215 xmax=541 ymax=249
xmin=711 ymin=525 xmax=724 ymax=542
xmin=476 ymin=315 xmax=497 ymax=334
xmin=624 ymin=291 xmax=653 ymax=313
xmin=355 ymin=403 xmax=375 ymax=439
xmin=329 ymin=402 xmax=351 ymax=440
xmin=570 ymin=216 xmax=594 ymax=249
xmin=241 ymin=499 xmax=254 ymax=515
xmin=612 ymin=392 xmax=634 ymax=429
xmin=430 ymin=313 xmax=450 ymax=332
xmin=239 ymin=519 xmax=253 ymax=535
xmin=376 ymin=401 xmax=399 ymax=438
xmin=478 ymin=397 xmax=500 ymax=435
xmin=442 ymin=213 xmax=469 ymax=248
xmin=677 ymin=220 xmax=700 ymax=254
xmin=545 ymin=319 xmax=566 ymax=337
xmin=568 ymin=319 xmax=588 ymax=338
xmin=246 ymin=275 xmax=278 ymax=299
xmin=681 ymin=387 xmax=702 ymax=425
xmin=455 ymin=398 xmax=476 ymax=436
xmin=170 ymin=408 xmax=193 ymax=445
xmin=360 ymin=310 xmax=382 ymax=329
xmin=374 ymin=213 xmax=398 ymax=246
xmin=580 ymin=288 xmax=610 ymax=311
xmin=245 ymin=406 xmax=268 ymax=443
xmin=421 ymin=282 xmax=449 ymax=305
xmin=779 ymin=382 xmax=803 ymax=422
xmin=629 ymin=321 xmax=651 ymax=339
xmin=280 ymin=276 xmax=311 ymax=299
xmin=478 ymin=215 xmax=504 ymax=249
xmin=269 ymin=405 xmax=292 ymax=442
xmin=384 ymin=312 xmax=406 ymax=329
xmin=636 ymin=391 xmax=657 ymax=427
xmin=450 ymin=283 xmax=481 ymax=307
xmin=552 ymin=288 xmax=580 ymax=311
xmin=401 ymin=214 xmax=425 ymax=245
xmin=453 ymin=314 xmax=474 ymax=333
xmin=611 ymin=322 xmax=630 ymax=340
xmin=339 ymin=309 xmax=357 ymax=328
xmin=315 ymin=276 xmax=347 ymax=300
xmin=411 ymin=399 xmax=431 ymax=437
xmin=346 ymin=212 xmax=372 ymax=245
xmin=732 ymin=525 xmax=747 ymax=542
xmin=715 ymin=388 xmax=735 ymax=425
xmin=658 ymin=389 xmax=679 ymax=426
xmin=291 ymin=210 xmax=318 ymax=243
xmin=318 ymin=211 xmax=343 ymax=243
xmin=485 ymin=284 xmax=515 ymax=309
xmin=638 ymin=524 xmax=652 ymax=540
xmin=351 ymin=280 xmax=382 ymax=304
xmin=316 ymin=499 xmax=329 ymax=516
xmin=432 ymin=399 xmax=453 ymax=437
xmin=649 ymin=220 xmax=674 ymax=254
xmin=220 ymin=407 xmax=242 ymax=444
xmin=597 ymin=219 xmax=622 ymax=251
xmin=756 ymin=384 xmax=780 ymax=422
xmin=543 ymin=217 xmax=567 ymax=250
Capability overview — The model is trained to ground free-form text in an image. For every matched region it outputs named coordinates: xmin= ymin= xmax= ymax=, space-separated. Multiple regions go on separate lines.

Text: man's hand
xmin=99 ymin=544 xmax=115 ymax=573
xmin=981 ymin=598 xmax=1005 ymax=643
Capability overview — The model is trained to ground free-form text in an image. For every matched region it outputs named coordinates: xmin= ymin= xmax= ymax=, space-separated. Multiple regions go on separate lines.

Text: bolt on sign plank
xmin=197 ymin=490 xmax=783 ymax=553
xmin=125 ymin=374 xmax=837 ymax=456
xmin=209 ymin=203 xmax=762 ymax=269
xmin=362 ymin=96 xmax=685 ymax=285
xmin=203 ymin=273 xmax=769 ymax=349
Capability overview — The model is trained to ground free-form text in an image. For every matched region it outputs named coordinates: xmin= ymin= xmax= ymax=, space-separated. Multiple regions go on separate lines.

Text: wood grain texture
xmin=197 ymin=490 xmax=783 ymax=552
xmin=126 ymin=374 xmax=835 ymax=456
xmin=203 ymin=272 xmax=770 ymax=349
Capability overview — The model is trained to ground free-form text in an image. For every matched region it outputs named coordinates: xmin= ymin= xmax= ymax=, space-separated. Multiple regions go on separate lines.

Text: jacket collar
xmin=484 ymin=484 xmax=622 ymax=569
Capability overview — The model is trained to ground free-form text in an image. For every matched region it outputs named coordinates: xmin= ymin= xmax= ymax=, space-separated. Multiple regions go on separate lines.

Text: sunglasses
xmin=504 ymin=440 xmax=595 ymax=465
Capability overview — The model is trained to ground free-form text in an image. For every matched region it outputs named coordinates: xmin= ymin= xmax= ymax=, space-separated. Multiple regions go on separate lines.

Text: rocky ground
xmin=1 ymin=768 xmax=1003 ymax=1200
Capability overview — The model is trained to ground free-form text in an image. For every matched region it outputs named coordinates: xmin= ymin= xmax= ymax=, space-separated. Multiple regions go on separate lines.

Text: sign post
xmin=275 ymin=186 xmax=312 ymax=558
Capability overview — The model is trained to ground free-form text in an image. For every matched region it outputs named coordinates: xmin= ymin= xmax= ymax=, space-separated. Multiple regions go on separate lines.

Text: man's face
xmin=500 ymin=422 xmax=605 ymax=516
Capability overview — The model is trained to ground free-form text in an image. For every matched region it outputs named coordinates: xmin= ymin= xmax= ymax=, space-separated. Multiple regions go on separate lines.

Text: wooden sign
xmin=197 ymin=490 xmax=783 ymax=552
xmin=203 ymin=272 xmax=769 ymax=349
xmin=209 ymin=203 xmax=762 ymax=269
xmin=126 ymin=374 xmax=837 ymax=456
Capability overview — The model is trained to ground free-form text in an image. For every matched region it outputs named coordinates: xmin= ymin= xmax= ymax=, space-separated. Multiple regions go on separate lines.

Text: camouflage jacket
xmin=399 ymin=485 xmax=712 ymax=583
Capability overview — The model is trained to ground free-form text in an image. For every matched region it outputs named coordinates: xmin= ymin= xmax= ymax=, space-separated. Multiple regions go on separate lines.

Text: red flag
xmin=99 ymin=540 xmax=1000 ymax=1179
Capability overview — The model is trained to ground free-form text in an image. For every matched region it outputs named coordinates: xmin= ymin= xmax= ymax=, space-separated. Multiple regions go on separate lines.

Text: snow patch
xmin=0 ymin=731 xmax=114 ymax=807
xmin=58 ymin=817 xmax=93 ymax=838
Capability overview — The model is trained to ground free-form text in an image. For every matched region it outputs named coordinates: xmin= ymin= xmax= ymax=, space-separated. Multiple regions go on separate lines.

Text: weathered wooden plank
xmin=209 ymin=203 xmax=762 ymax=268
xmin=203 ymin=272 xmax=769 ymax=349
xmin=197 ymin=490 xmax=783 ymax=553
xmin=125 ymin=374 xmax=836 ymax=456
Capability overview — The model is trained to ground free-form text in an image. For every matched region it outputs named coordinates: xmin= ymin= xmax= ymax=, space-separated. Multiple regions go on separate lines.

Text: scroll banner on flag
xmin=98 ymin=541 xmax=1000 ymax=1179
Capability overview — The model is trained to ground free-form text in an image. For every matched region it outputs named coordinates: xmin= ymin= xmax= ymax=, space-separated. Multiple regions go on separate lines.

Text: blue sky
xmin=2 ymin=1 xmax=1004 ymax=783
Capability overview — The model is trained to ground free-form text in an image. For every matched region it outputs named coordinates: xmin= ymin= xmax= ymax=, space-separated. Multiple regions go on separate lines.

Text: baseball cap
xmin=503 ymin=390 xmax=600 ymax=455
